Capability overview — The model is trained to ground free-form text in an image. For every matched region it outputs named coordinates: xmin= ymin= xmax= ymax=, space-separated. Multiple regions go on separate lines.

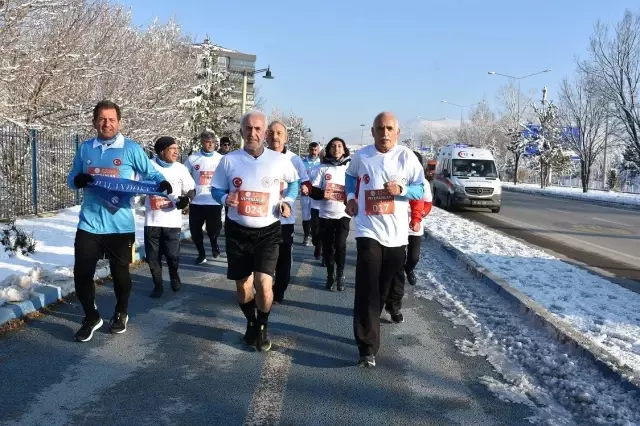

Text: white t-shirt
xmin=312 ymin=162 xmax=350 ymax=220
xmin=278 ymin=149 xmax=309 ymax=225
xmin=144 ymin=159 xmax=196 ymax=229
xmin=408 ymin=178 xmax=433 ymax=237
xmin=308 ymin=165 xmax=322 ymax=210
xmin=211 ymin=148 xmax=299 ymax=228
xmin=185 ymin=150 xmax=223 ymax=205
xmin=346 ymin=144 xmax=425 ymax=247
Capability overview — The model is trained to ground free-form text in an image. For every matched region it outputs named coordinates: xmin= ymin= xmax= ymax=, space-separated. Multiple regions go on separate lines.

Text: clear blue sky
xmin=118 ymin=0 xmax=638 ymax=144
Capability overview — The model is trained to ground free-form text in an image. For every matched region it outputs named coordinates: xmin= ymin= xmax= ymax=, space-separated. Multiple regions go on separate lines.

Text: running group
xmin=67 ymin=101 xmax=433 ymax=368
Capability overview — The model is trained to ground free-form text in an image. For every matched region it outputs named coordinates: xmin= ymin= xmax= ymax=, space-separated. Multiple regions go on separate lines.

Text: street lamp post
xmin=440 ymin=100 xmax=484 ymax=127
xmin=360 ymin=124 xmax=365 ymax=145
xmin=238 ymin=66 xmax=274 ymax=148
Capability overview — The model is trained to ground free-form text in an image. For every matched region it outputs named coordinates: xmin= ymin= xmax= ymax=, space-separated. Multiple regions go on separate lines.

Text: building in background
xmin=192 ymin=37 xmax=257 ymax=109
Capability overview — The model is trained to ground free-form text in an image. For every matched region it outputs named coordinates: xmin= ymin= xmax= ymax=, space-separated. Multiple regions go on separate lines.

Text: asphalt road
xmin=0 ymin=221 xmax=532 ymax=425
xmin=456 ymin=190 xmax=640 ymax=286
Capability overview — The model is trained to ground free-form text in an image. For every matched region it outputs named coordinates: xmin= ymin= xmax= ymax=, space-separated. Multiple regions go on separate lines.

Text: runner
xmin=266 ymin=121 xmax=311 ymax=304
xmin=345 ymin=111 xmax=425 ymax=367
xmin=185 ymin=131 xmax=224 ymax=264
xmin=211 ymin=110 xmax=299 ymax=351
xmin=67 ymin=100 xmax=172 ymax=342
xmin=384 ymin=150 xmax=433 ymax=320
xmin=310 ymin=149 xmax=326 ymax=262
xmin=218 ymin=136 xmax=232 ymax=155
xmin=144 ymin=136 xmax=196 ymax=298
xmin=301 ymin=142 xmax=321 ymax=246
xmin=310 ymin=137 xmax=351 ymax=291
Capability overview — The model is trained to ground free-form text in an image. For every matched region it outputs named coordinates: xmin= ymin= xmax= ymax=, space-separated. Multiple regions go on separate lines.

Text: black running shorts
xmin=224 ymin=219 xmax=282 ymax=280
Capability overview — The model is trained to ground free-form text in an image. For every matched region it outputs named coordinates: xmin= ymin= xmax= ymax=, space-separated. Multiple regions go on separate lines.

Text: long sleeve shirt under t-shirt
xmin=278 ymin=149 xmax=309 ymax=226
xmin=210 ymin=148 xmax=299 ymax=229
xmin=345 ymin=144 xmax=425 ymax=247
xmin=144 ymin=158 xmax=196 ymax=229
xmin=67 ymin=134 xmax=166 ymax=234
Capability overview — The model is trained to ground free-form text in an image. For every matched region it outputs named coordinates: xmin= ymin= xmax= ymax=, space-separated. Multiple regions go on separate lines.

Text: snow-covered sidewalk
xmin=0 ymin=206 xmax=190 ymax=308
xmin=503 ymin=182 xmax=640 ymax=207
xmin=424 ymin=207 xmax=640 ymax=383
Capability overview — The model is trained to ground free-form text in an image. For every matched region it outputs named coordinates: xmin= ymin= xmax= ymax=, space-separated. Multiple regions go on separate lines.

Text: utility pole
xmin=360 ymin=124 xmax=365 ymax=145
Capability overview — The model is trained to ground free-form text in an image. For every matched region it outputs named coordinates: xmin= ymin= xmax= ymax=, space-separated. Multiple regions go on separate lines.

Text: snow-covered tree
xmin=181 ymin=38 xmax=239 ymax=152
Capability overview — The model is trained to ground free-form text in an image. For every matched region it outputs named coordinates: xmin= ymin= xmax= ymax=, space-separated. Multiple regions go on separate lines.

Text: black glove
xmin=73 ymin=173 xmax=94 ymax=188
xmin=175 ymin=196 xmax=189 ymax=210
xmin=158 ymin=180 xmax=173 ymax=194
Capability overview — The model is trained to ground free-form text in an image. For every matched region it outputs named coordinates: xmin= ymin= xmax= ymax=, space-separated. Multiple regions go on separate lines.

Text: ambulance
xmin=432 ymin=144 xmax=502 ymax=213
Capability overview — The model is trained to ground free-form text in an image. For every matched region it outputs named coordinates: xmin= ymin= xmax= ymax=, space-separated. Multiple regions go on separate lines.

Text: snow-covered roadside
xmin=414 ymin=237 xmax=640 ymax=425
xmin=503 ymin=182 xmax=640 ymax=207
xmin=0 ymin=205 xmax=192 ymax=307
xmin=423 ymin=207 xmax=640 ymax=382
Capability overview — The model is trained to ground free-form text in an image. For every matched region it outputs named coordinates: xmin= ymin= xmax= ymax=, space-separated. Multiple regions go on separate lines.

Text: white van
xmin=432 ymin=144 xmax=502 ymax=213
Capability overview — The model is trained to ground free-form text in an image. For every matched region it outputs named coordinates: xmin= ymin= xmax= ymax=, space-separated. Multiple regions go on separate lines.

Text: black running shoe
xmin=243 ymin=321 xmax=259 ymax=346
xmin=170 ymin=278 xmax=181 ymax=292
xmin=406 ymin=269 xmax=417 ymax=286
xmin=195 ymin=255 xmax=207 ymax=265
xmin=149 ymin=287 xmax=163 ymax=298
xmin=256 ymin=324 xmax=271 ymax=352
xmin=390 ymin=311 xmax=404 ymax=324
xmin=357 ymin=355 xmax=376 ymax=368
xmin=109 ymin=313 xmax=129 ymax=334
xmin=74 ymin=317 xmax=103 ymax=342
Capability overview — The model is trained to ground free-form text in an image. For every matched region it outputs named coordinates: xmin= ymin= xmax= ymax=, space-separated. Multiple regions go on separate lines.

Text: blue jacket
xmin=67 ymin=134 xmax=165 ymax=234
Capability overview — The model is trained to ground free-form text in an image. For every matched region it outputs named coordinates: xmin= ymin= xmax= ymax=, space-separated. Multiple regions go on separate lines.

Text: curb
xmin=0 ymin=229 xmax=192 ymax=329
xmin=503 ymin=185 xmax=640 ymax=211
xmin=424 ymin=230 xmax=640 ymax=393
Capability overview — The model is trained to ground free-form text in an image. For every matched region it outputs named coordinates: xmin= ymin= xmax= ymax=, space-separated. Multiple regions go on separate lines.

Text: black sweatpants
xmin=144 ymin=226 xmax=181 ymax=287
xmin=273 ymin=223 xmax=294 ymax=300
xmin=310 ymin=208 xmax=322 ymax=249
xmin=405 ymin=235 xmax=422 ymax=272
xmin=189 ymin=204 xmax=222 ymax=256
xmin=353 ymin=237 xmax=406 ymax=357
xmin=320 ymin=217 xmax=350 ymax=270
xmin=73 ymin=229 xmax=135 ymax=320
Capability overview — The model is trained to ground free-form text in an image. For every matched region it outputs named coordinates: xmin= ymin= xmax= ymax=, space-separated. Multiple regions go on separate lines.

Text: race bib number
xmin=238 ymin=190 xmax=269 ymax=217
xmin=324 ymin=183 xmax=345 ymax=202
xmin=150 ymin=195 xmax=172 ymax=211
xmin=88 ymin=167 xmax=118 ymax=177
xmin=364 ymin=189 xmax=395 ymax=215
xmin=199 ymin=171 xmax=213 ymax=185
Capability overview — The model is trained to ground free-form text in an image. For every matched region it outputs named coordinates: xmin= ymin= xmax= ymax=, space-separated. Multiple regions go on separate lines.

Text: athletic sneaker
xmin=390 ymin=311 xmax=404 ymax=324
xmin=406 ymin=269 xmax=417 ymax=286
xmin=256 ymin=324 xmax=271 ymax=352
xmin=302 ymin=236 xmax=312 ymax=246
xmin=74 ymin=317 xmax=103 ymax=342
xmin=243 ymin=321 xmax=259 ymax=346
xmin=357 ymin=355 xmax=376 ymax=368
xmin=170 ymin=278 xmax=181 ymax=292
xmin=109 ymin=313 xmax=129 ymax=334
xmin=194 ymin=255 xmax=207 ymax=265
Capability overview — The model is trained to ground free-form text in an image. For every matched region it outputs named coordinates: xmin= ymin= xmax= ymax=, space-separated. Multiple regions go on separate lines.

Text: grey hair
xmin=268 ymin=120 xmax=288 ymax=138
xmin=372 ymin=111 xmax=399 ymax=129
xmin=240 ymin=110 xmax=267 ymax=129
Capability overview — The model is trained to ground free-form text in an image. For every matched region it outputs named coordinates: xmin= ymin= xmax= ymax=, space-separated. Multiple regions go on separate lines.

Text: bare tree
xmin=580 ymin=10 xmax=640 ymax=159
xmin=558 ymin=73 xmax=608 ymax=192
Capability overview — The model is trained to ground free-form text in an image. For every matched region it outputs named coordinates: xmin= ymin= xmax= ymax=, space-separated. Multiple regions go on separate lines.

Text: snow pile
xmin=503 ymin=183 xmax=640 ymax=207
xmin=0 ymin=205 xmax=191 ymax=307
xmin=415 ymin=236 xmax=640 ymax=425
xmin=424 ymin=207 xmax=640 ymax=380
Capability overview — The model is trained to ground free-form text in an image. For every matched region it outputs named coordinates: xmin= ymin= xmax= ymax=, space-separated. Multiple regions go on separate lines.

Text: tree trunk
xmin=513 ymin=153 xmax=520 ymax=185
xmin=580 ymin=160 xmax=588 ymax=193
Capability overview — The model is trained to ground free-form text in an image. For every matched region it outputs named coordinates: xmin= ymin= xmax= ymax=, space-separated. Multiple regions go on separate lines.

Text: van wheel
xmin=433 ymin=189 xmax=441 ymax=207
xmin=491 ymin=207 xmax=501 ymax=213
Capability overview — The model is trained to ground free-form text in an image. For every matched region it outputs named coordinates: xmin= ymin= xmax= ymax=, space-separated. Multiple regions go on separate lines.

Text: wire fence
xmin=0 ymin=122 xmax=82 ymax=220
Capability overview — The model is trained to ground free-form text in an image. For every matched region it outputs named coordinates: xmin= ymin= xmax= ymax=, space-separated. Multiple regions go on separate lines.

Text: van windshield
xmin=452 ymin=159 xmax=498 ymax=178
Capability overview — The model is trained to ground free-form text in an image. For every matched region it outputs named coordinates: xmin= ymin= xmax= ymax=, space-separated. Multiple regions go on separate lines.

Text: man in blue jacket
xmin=67 ymin=100 xmax=172 ymax=342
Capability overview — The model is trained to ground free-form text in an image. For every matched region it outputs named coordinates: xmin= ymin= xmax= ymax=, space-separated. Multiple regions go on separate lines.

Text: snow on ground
xmin=415 ymin=235 xmax=640 ymax=425
xmin=0 ymin=205 xmax=190 ymax=307
xmin=424 ymin=207 xmax=640 ymax=385
xmin=503 ymin=183 xmax=640 ymax=207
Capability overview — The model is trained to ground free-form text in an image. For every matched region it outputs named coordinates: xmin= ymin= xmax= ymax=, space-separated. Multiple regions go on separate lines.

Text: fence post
xmin=30 ymin=129 xmax=38 ymax=215
xmin=74 ymin=134 xmax=80 ymax=205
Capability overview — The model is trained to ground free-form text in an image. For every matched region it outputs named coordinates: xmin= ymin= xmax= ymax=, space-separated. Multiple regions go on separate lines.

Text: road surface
xmin=456 ymin=190 xmax=640 ymax=286
xmin=0 ymin=224 xmax=532 ymax=426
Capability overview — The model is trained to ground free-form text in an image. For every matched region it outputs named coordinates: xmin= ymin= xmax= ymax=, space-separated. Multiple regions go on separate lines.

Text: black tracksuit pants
xmin=144 ymin=226 xmax=181 ymax=287
xmin=320 ymin=217 xmax=350 ymax=270
xmin=273 ymin=223 xmax=294 ymax=301
xmin=189 ymin=204 xmax=222 ymax=256
xmin=353 ymin=237 xmax=406 ymax=357
xmin=405 ymin=235 xmax=422 ymax=272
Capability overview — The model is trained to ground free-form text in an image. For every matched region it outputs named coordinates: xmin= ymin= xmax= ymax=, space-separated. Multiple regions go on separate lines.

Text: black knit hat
xmin=155 ymin=136 xmax=176 ymax=154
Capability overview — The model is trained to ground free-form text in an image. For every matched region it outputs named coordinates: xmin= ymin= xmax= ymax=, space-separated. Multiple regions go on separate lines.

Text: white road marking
xmin=591 ymin=217 xmax=634 ymax=227
xmin=545 ymin=208 xmax=571 ymax=215
xmin=244 ymin=336 xmax=296 ymax=426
